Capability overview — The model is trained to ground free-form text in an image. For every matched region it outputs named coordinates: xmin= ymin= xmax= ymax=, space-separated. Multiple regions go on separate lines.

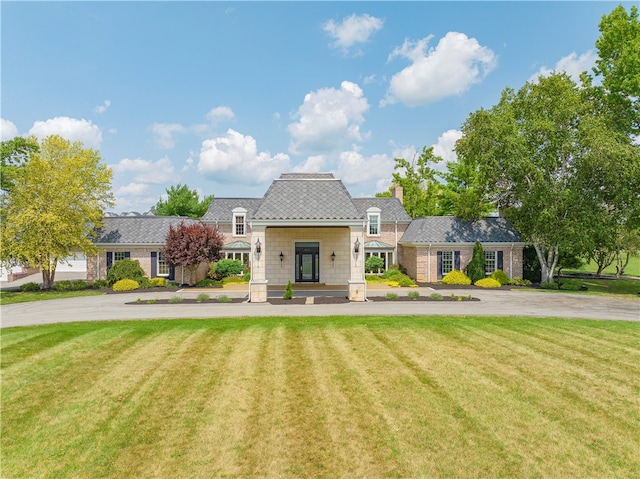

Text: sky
xmin=1 ymin=1 xmax=632 ymax=213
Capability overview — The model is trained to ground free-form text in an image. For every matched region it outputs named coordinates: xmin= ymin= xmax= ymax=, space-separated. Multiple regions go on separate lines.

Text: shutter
xmin=150 ymin=252 xmax=157 ymax=278
xmin=454 ymin=251 xmax=461 ymax=271
xmin=169 ymin=266 xmax=175 ymax=281
xmin=437 ymin=251 xmax=443 ymax=280
xmin=106 ymin=252 xmax=113 ymax=270
xmin=497 ymin=251 xmax=504 ymax=271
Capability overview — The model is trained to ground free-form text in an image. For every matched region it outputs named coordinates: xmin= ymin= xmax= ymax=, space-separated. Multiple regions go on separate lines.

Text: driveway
xmin=2 ymin=287 xmax=638 ymax=328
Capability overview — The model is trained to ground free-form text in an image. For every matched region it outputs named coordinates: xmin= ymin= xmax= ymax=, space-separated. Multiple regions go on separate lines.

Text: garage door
xmin=57 ymin=255 xmax=87 ymax=272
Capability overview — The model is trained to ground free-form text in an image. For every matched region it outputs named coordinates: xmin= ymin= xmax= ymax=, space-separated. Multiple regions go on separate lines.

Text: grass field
xmin=0 ymin=289 xmax=104 ymax=305
xmin=564 ymin=254 xmax=640 ymax=278
xmin=2 ymin=316 xmax=639 ymax=478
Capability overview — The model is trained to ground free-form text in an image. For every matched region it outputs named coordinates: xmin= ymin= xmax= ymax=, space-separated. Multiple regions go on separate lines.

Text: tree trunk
xmin=534 ymin=242 xmax=558 ymax=283
xmin=41 ymin=257 xmax=58 ymax=290
xmin=615 ymin=252 xmax=630 ymax=278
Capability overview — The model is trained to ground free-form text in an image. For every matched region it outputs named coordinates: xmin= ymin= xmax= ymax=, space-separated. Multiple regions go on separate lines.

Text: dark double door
xmin=295 ymin=242 xmax=319 ymax=283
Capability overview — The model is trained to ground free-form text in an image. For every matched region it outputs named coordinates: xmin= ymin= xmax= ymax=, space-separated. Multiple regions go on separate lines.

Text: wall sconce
xmin=354 ymin=238 xmax=360 ymax=253
xmin=255 ymin=238 xmax=261 ymax=254
xmin=331 ymin=251 xmax=336 ymax=262
xmin=279 ymin=251 xmax=284 ymax=262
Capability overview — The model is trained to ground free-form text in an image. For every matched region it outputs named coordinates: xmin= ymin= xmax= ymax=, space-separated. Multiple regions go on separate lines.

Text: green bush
xmin=408 ymin=291 xmax=420 ymax=300
xmin=510 ymin=277 xmax=532 ymax=287
xmin=112 ymin=279 xmax=140 ymax=292
xmin=222 ymin=275 xmax=248 ymax=284
xmin=216 ymin=295 xmax=231 ymax=303
xmin=212 ymin=259 xmax=244 ymax=279
xmin=391 ymin=274 xmax=416 ymax=287
xmin=196 ymin=293 xmax=210 ymax=302
xmin=390 ymin=263 xmax=408 ymax=275
xmin=52 ymin=280 xmax=88 ymax=291
xmin=149 ymin=277 xmax=166 ymax=287
xmin=107 ymin=258 xmax=146 ymax=286
xmin=540 ymin=281 xmax=559 ymax=290
xmin=20 ymin=282 xmax=40 ymax=292
xmin=382 ymin=268 xmax=402 ymax=279
xmin=365 ymin=256 xmax=385 ymax=273
xmin=168 ymin=296 xmax=183 ymax=303
xmin=490 ymin=269 xmax=510 ymax=286
xmin=429 ymin=293 xmax=443 ymax=300
xmin=365 ymin=274 xmax=385 ymax=283
xmin=92 ymin=279 xmax=109 ymax=289
xmin=283 ymin=280 xmax=293 ymax=300
xmin=242 ymin=271 xmax=251 ymax=282
xmin=442 ymin=270 xmax=472 ymax=285
xmin=196 ymin=278 xmax=220 ymax=287
xmin=385 ymin=293 xmax=399 ymax=301
xmin=475 ymin=277 xmax=502 ymax=288
xmin=465 ymin=242 xmax=486 ymax=284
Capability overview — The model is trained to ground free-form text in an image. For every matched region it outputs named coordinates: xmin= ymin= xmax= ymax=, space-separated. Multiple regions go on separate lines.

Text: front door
xmin=295 ymin=242 xmax=319 ymax=282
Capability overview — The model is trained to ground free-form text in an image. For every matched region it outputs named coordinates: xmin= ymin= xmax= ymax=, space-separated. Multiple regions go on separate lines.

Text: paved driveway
xmin=2 ymin=287 xmax=638 ymax=328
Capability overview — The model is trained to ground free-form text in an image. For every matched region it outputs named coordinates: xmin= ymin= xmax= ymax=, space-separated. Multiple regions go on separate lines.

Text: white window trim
xmin=441 ymin=251 xmax=454 ymax=276
xmin=232 ymin=207 xmax=247 ymax=237
xmin=157 ymin=252 xmax=170 ymax=277
xmin=367 ymin=207 xmax=382 ymax=237
xmin=484 ymin=251 xmax=497 ymax=275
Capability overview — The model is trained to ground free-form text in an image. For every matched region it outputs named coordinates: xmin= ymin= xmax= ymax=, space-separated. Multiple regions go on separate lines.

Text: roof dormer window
xmin=367 ymin=207 xmax=381 ymax=236
xmin=232 ymin=207 xmax=247 ymax=236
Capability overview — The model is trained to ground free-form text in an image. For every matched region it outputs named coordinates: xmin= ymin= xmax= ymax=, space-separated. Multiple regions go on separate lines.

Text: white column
xmin=249 ymin=226 xmax=268 ymax=302
xmin=348 ymin=225 xmax=366 ymax=301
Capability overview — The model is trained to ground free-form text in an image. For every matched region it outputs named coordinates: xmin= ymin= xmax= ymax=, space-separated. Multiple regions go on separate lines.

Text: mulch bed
xmin=126 ymin=298 xmax=245 ymax=305
xmin=368 ymin=295 xmax=479 ymax=302
xmin=267 ymin=296 xmax=351 ymax=305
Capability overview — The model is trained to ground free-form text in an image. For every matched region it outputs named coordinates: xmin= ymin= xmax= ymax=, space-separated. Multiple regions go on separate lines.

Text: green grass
xmin=557 ymin=277 xmax=640 ymax=296
xmin=564 ymin=253 xmax=640 ymax=278
xmin=2 ymin=316 xmax=638 ymax=479
xmin=0 ymin=289 xmax=104 ymax=305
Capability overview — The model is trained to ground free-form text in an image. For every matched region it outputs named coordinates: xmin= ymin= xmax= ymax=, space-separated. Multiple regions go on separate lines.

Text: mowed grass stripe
xmin=2 ymin=316 xmax=639 ymax=479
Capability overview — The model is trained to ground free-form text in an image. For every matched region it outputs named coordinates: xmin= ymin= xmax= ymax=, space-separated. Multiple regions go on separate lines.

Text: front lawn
xmin=2 ymin=316 xmax=638 ymax=478
xmin=556 ymin=277 xmax=640 ymax=296
xmin=0 ymin=289 xmax=104 ymax=305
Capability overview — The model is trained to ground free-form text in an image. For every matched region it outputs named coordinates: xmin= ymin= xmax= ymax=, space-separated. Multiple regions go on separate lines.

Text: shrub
xmin=441 ymin=270 xmax=472 ymax=285
xmin=408 ymin=291 xmax=420 ymax=300
xmin=168 ymin=296 xmax=184 ymax=303
xmin=510 ymin=277 xmax=532 ymax=287
xmin=283 ymin=280 xmax=293 ymax=300
xmin=20 ymin=282 xmax=40 ymax=292
xmin=490 ymin=269 xmax=510 ymax=286
xmin=52 ymin=280 xmax=88 ymax=291
xmin=196 ymin=278 xmax=220 ymax=287
xmin=222 ymin=275 xmax=248 ymax=284
xmin=92 ymin=279 xmax=109 ymax=289
xmin=366 ymin=274 xmax=384 ymax=283
xmin=384 ymin=273 xmax=416 ymax=287
xmin=429 ymin=293 xmax=443 ymax=300
xmin=540 ymin=281 xmax=559 ymax=290
xmin=242 ymin=271 xmax=251 ymax=282
xmin=112 ymin=279 xmax=140 ymax=292
xmin=107 ymin=258 xmax=146 ymax=286
xmin=165 ymin=281 xmax=179 ymax=289
xmin=149 ymin=277 xmax=166 ymax=287
xmin=385 ymin=292 xmax=399 ymax=301
xmin=382 ymin=268 xmax=402 ymax=279
xmin=465 ymin=241 xmax=486 ymax=284
xmin=217 ymin=295 xmax=231 ymax=303
xmin=196 ymin=293 xmax=210 ymax=302
xmin=365 ymin=256 xmax=385 ymax=273
xmin=475 ymin=277 xmax=502 ymax=288
xmin=385 ymin=280 xmax=400 ymax=288
xmin=212 ymin=259 xmax=244 ymax=279
xmin=390 ymin=263 xmax=408 ymax=275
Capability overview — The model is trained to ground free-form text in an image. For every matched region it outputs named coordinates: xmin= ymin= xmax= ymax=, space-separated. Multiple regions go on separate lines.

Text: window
xmin=157 ymin=252 xmax=169 ymax=276
xmin=441 ymin=251 xmax=454 ymax=276
xmin=224 ymin=251 xmax=249 ymax=267
xmin=114 ymin=251 xmax=129 ymax=262
xmin=365 ymin=251 xmax=393 ymax=273
xmin=367 ymin=207 xmax=381 ymax=236
xmin=484 ymin=251 xmax=497 ymax=275
xmin=232 ymin=207 xmax=247 ymax=236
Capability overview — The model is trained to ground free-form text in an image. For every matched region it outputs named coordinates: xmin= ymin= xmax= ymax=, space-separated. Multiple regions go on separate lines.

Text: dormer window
xmin=232 ymin=207 xmax=247 ymax=236
xmin=367 ymin=207 xmax=381 ymax=236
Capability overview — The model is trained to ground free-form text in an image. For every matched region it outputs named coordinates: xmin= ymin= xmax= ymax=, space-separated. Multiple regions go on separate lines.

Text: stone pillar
xmin=348 ymin=225 xmax=366 ymax=301
xmin=249 ymin=226 xmax=268 ymax=302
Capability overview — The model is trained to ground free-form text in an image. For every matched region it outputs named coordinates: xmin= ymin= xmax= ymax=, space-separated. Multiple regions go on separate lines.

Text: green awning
xmin=364 ymin=240 xmax=394 ymax=249
xmin=223 ymin=241 xmax=251 ymax=250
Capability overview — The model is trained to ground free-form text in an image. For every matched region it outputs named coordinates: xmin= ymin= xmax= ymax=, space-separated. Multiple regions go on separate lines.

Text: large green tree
xmin=1 ymin=135 xmax=114 ymax=289
xmin=153 ymin=184 xmax=213 ymax=218
xmin=1 ymin=136 xmax=39 ymax=192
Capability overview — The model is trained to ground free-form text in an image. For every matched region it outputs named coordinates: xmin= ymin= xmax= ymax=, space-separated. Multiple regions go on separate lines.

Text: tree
xmin=1 ymin=136 xmax=39 ymax=192
xmin=153 ymin=184 xmax=213 ymax=218
xmin=162 ymin=222 xmax=224 ymax=284
xmin=1 ymin=135 xmax=114 ymax=289
xmin=465 ymin=241 xmax=485 ymax=284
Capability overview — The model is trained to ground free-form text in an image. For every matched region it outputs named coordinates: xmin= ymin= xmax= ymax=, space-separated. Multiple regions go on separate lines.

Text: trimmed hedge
xmin=107 ymin=259 xmax=146 ymax=286
xmin=442 ymin=270 xmax=472 ymax=285
xmin=52 ymin=280 xmax=88 ymax=291
xmin=20 ymin=282 xmax=40 ymax=292
xmin=149 ymin=277 xmax=166 ymax=287
xmin=490 ymin=269 xmax=510 ymax=286
xmin=475 ymin=277 xmax=502 ymax=288
xmin=112 ymin=279 xmax=140 ymax=292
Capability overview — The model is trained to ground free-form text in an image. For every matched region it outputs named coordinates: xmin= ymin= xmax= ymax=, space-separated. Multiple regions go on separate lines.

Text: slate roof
xmin=252 ymin=173 xmax=363 ymax=220
xmin=352 ymin=198 xmax=412 ymax=222
xmin=201 ymin=198 xmax=263 ymax=222
xmin=399 ymin=216 xmax=523 ymax=244
xmin=93 ymin=216 xmax=199 ymax=244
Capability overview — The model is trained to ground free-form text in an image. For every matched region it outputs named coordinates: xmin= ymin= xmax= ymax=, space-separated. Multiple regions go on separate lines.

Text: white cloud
xmin=288 ymin=81 xmax=370 ymax=155
xmin=206 ymin=106 xmax=235 ymax=124
xmin=382 ymin=32 xmax=497 ymax=107
xmin=292 ymin=155 xmax=328 ymax=173
xmin=110 ymin=156 xmax=177 ymax=184
xmin=115 ymin=182 xmax=149 ymax=196
xmin=333 ymin=150 xmax=394 ymax=186
xmin=149 ymin=122 xmax=185 ymax=149
xmin=1 ymin=118 xmax=18 ymax=141
xmin=323 ymin=13 xmax=384 ymax=53
xmin=29 ymin=116 xmax=103 ymax=148
xmin=528 ymin=50 xmax=598 ymax=83
xmin=197 ymin=129 xmax=290 ymax=185
xmin=94 ymin=100 xmax=111 ymax=114
xmin=432 ymin=129 xmax=463 ymax=166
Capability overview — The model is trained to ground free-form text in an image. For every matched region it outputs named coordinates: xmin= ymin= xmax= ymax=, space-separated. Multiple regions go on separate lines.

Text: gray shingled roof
xmin=252 ymin=173 xmax=363 ymax=220
xmin=399 ymin=216 xmax=522 ymax=244
xmin=201 ymin=198 xmax=263 ymax=222
xmin=352 ymin=198 xmax=412 ymax=222
xmin=93 ymin=216 xmax=199 ymax=244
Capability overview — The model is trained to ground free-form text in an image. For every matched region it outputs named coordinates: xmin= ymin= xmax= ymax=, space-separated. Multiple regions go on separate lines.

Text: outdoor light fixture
xmin=255 ymin=238 xmax=261 ymax=254
xmin=331 ymin=251 xmax=336 ymax=262
xmin=279 ymin=251 xmax=284 ymax=262
xmin=354 ymin=238 xmax=360 ymax=253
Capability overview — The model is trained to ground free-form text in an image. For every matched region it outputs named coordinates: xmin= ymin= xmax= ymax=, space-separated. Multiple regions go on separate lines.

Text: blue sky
xmin=1 ymin=1 xmax=630 ymax=213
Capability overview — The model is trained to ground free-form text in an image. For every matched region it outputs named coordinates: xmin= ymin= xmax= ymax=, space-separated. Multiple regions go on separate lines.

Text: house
xmin=88 ymin=172 xmax=524 ymax=301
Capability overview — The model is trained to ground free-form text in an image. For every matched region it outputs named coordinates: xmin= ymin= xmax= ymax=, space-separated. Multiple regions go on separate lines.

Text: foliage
xmin=441 ymin=270 xmax=472 ymax=285
xmin=474 ymin=277 xmax=502 ymax=289
xmin=19 ymin=282 xmax=40 ymax=292
xmin=195 ymin=278 xmax=221 ymax=287
xmin=92 ymin=279 xmax=110 ymax=289
xmin=540 ymin=282 xmax=559 ymax=290
xmin=196 ymin=293 xmax=210 ymax=302
xmin=222 ymin=275 xmax=248 ymax=284
xmin=429 ymin=293 xmax=444 ymax=300
xmin=149 ymin=277 xmax=166 ymax=287
xmin=365 ymin=274 xmax=385 ymax=283
xmin=168 ymin=296 xmax=184 ymax=303
xmin=382 ymin=268 xmax=402 ymax=279
xmin=112 ymin=279 xmax=140 ymax=292
xmin=153 ymin=183 xmax=213 ymax=218
xmin=490 ymin=269 xmax=510 ymax=286
xmin=1 ymin=135 xmax=114 ymax=289
xmin=0 ymin=136 xmax=39 ymax=192
xmin=107 ymin=258 xmax=147 ymax=286
xmin=52 ymin=280 xmax=88 ymax=292
xmin=283 ymin=280 xmax=293 ymax=300
xmin=242 ymin=271 xmax=251 ymax=282
xmin=384 ymin=273 xmax=416 ymax=287
xmin=216 ymin=295 xmax=231 ymax=303
xmin=162 ymin=222 xmax=224 ymax=285
xmin=389 ymin=263 xmax=407 ymax=275
xmin=384 ymin=292 xmax=399 ymax=301
xmin=365 ymin=255 xmax=385 ymax=273
xmin=213 ymin=259 xmax=244 ymax=278
xmin=510 ymin=277 xmax=532 ymax=287
xmin=408 ymin=291 xmax=420 ymax=300
xmin=464 ymin=242 xmax=486 ymax=284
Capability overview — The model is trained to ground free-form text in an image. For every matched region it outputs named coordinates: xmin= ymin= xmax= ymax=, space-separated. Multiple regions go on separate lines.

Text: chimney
xmin=391 ymin=185 xmax=403 ymax=204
